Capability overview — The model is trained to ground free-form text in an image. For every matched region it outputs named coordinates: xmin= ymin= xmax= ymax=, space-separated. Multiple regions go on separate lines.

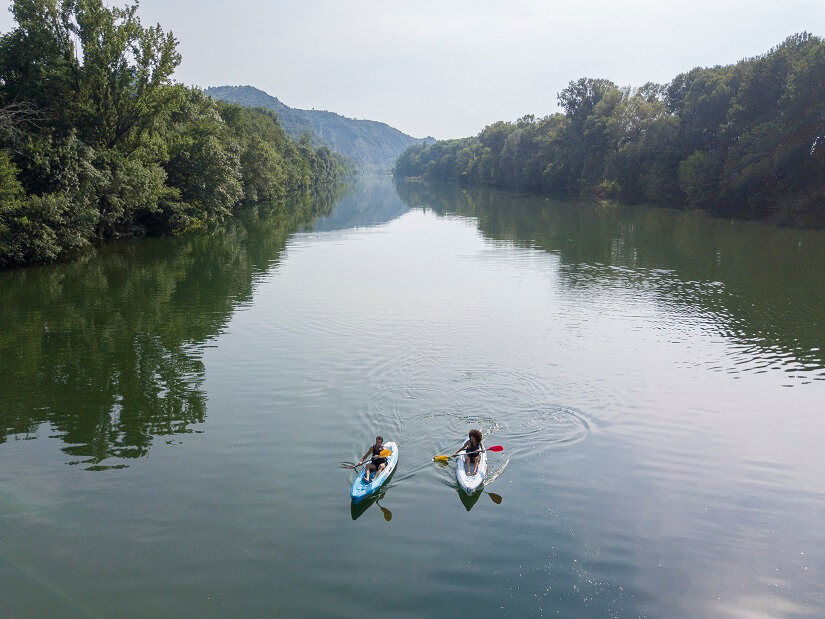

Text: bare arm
xmin=358 ymin=448 xmax=372 ymax=465
xmin=452 ymin=441 xmax=470 ymax=457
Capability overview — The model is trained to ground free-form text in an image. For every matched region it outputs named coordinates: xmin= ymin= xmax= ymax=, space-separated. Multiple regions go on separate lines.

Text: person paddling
xmin=453 ymin=429 xmax=484 ymax=476
xmin=357 ymin=435 xmax=388 ymax=483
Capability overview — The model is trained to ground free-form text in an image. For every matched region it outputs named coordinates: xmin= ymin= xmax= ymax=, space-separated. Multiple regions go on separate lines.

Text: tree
xmin=394 ymin=34 xmax=825 ymax=217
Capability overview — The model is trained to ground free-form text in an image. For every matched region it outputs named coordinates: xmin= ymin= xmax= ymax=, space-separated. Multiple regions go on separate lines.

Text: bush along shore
xmin=0 ymin=0 xmax=352 ymax=267
xmin=394 ymin=34 xmax=825 ymax=222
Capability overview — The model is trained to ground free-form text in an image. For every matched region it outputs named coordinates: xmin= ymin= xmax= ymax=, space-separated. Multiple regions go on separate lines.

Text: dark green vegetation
xmin=395 ymin=34 xmax=825 ymax=220
xmin=0 ymin=0 xmax=351 ymax=267
xmin=207 ymin=85 xmax=435 ymax=173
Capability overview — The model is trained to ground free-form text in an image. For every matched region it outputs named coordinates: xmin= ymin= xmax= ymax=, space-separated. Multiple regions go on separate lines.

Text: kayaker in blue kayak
xmin=357 ymin=436 xmax=388 ymax=483
xmin=453 ymin=429 xmax=484 ymax=475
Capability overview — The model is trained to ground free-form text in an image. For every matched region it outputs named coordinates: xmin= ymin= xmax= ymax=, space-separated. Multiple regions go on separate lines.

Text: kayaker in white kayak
xmin=357 ymin=435 xmax=388 ymax=483
xmin=453 ymin=429 xmax=484 ymax=475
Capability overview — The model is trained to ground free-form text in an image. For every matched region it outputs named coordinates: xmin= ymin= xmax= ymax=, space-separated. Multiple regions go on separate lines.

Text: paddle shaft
xmin=342 ymin=448 xmax=392 ymax=469
xmin=434 ymin=445 xmax=502 ymax=463
xmin=357 ymin=449 xmax=392 ymax=466
xmin=453 ymin=444 xmax=503 ymax=457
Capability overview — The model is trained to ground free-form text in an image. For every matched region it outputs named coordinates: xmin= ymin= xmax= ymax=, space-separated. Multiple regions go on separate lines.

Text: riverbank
xmin=394 ymin=33 xmax=825 ymax=224
xmin=0 ymin=0 xmax=352 ymax=268
xmin=397 ymin=177 xmax=825 ymax=230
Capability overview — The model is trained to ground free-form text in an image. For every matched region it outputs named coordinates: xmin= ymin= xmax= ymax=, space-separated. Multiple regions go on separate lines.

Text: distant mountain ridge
xmin=206 ymin=85 xmax=434 ymax=172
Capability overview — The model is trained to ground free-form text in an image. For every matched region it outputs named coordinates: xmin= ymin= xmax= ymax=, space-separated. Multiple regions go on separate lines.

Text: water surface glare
xmin=1 ymin=178 xmax=824 ymax=617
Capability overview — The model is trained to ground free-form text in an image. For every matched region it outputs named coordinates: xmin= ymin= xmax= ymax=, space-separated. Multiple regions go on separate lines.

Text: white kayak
xmin=350 ymin=442 xmax=398 ymax=503
xmin=456 ymin=447 xmax=487 ymax=494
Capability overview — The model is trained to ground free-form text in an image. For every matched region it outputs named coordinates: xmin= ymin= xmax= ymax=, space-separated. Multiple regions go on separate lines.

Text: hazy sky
xmin=1 ymin=1 xmax=824 ymax=138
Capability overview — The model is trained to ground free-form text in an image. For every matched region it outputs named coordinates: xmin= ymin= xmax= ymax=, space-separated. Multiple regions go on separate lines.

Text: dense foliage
xmin=0 ymin=0 xmax=351 ymax=266
xmin=207 ymin=85 xmax=435 ymax=173
xmin=395 ymin=34 xmax=825 ymax=215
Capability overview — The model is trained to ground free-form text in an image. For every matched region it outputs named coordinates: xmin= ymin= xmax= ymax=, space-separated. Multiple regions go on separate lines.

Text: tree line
xmin=394 ymin=34 xmax=825 ymax=217
xmin=0 ymin=0 xmax=352 ymax=266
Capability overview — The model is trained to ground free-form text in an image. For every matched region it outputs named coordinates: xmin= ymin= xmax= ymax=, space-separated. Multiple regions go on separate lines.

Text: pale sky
xmin=1 ymin=1 xmax=824 ymax=138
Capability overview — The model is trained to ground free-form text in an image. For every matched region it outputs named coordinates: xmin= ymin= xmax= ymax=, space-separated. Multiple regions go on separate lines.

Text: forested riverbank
xmin=0 ymin=0 xmax=351 ymax=267
xmin=394 ymin=34 xmax=825 ymax=221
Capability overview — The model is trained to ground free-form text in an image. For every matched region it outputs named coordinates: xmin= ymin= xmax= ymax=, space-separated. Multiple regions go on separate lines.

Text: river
xmin=1 ymin=177 xmax=824 ymax=617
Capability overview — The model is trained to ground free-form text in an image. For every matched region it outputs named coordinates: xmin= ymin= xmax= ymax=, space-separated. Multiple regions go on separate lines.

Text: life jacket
xmin=466 ymin=439 xmax=481 ymax=458
xmin=371 ymin=444 xmax=387 ymax=464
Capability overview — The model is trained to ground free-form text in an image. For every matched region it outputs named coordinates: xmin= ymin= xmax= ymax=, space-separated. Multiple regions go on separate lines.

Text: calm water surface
xmin=2 ymin=178 xmax=824 ymax=617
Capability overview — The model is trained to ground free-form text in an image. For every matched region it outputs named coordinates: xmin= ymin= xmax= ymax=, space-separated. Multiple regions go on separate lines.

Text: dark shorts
xmin=371 ymin=458 xmax=387 ymax=468
xmin=466 ymin=452 xmax=479 ymax=463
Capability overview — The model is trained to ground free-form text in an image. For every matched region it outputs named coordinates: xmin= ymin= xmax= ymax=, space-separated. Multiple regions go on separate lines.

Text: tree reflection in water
xmin=395 ymin=180 xmax=825 ymax=379
xmin=0 ymin=186 xmax=347 ymax=469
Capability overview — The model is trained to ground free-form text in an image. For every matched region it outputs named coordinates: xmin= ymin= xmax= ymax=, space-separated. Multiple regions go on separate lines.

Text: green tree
xmin=0 ymin=0 xmax=350 ymax=266
xmin=394 ymin=34 xmax=825 ymax=218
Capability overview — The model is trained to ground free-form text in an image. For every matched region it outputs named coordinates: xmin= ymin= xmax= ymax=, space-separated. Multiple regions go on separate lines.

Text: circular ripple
xmin=446 ymin=368 xmax=591 ymax=457
xmin=354 ymin=369 xmax=592 ymax=488
xmin=371 ymin=386 xmax=448 ymax=418
xmin=497 ymin=405 xmax=591 ymax=458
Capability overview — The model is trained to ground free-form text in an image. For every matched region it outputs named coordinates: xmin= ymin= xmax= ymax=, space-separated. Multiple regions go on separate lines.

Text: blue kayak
xmin=350 ymin=441 xmax=398 ymax=503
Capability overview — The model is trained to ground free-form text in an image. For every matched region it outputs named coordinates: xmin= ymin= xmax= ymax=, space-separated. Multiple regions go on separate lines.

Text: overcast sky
xmin=1 ymin=1 xmax=824 ymax=138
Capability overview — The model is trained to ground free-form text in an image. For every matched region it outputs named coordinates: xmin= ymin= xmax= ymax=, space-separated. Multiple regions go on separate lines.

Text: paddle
xmin=486 ymin=491 xmax=502 ymax=504
xmin=433 ymin=445 xmax=503 ymax=462
xmin=340 ymin=448 xmax=392 ymax=469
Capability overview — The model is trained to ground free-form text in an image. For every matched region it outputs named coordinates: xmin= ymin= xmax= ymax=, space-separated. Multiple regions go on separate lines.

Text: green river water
xmin=1 ymin=177 xmax=824 ymax=617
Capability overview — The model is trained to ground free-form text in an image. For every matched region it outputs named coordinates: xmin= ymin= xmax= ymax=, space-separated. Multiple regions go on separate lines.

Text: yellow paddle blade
xmin=433 ymin=455 xmax=450 ymax=462
xmin=379 ymin=449 xmax=391 ymax=457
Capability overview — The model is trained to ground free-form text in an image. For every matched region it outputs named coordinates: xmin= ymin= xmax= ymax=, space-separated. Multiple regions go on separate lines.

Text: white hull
xmin=456 ymin=448 xmax=487 ymax=494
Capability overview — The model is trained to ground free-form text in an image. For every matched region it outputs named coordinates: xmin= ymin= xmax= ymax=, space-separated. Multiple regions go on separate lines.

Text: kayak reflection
xmin=457 ymin=487 xmax=483 ymax=511
xmin=350 ymin=487 xmax=394 ymax=522
xmin=457 ymin=488 xmax=504 ymax=512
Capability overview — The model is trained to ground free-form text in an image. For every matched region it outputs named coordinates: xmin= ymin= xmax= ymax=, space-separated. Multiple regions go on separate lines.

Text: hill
xmin=206 ymin=86 xmax=434 ymax=172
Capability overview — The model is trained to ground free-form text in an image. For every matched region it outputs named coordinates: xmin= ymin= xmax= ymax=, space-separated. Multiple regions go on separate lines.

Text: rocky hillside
xmin=206 ymin=86 xmax=434 ymax=172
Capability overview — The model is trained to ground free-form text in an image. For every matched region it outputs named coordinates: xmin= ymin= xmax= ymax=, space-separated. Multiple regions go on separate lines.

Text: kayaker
xmin=453 ymin=429 xmax=484 ymax=475
xmin=357 ymin=436 xmax=388 ymax=483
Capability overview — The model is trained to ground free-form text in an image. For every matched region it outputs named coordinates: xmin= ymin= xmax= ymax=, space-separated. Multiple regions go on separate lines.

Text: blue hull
xmin=350 ymin=442 xmax=398 ymax=503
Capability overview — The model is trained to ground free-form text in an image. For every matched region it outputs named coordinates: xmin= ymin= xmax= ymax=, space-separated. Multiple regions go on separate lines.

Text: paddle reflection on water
xmin=349 ymin=487 xmax=394 ymax=522
xmin=486 ymin=491 xmax=503 ymax=504
xmin=377 ymin=500 xmax=392 ymax=521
